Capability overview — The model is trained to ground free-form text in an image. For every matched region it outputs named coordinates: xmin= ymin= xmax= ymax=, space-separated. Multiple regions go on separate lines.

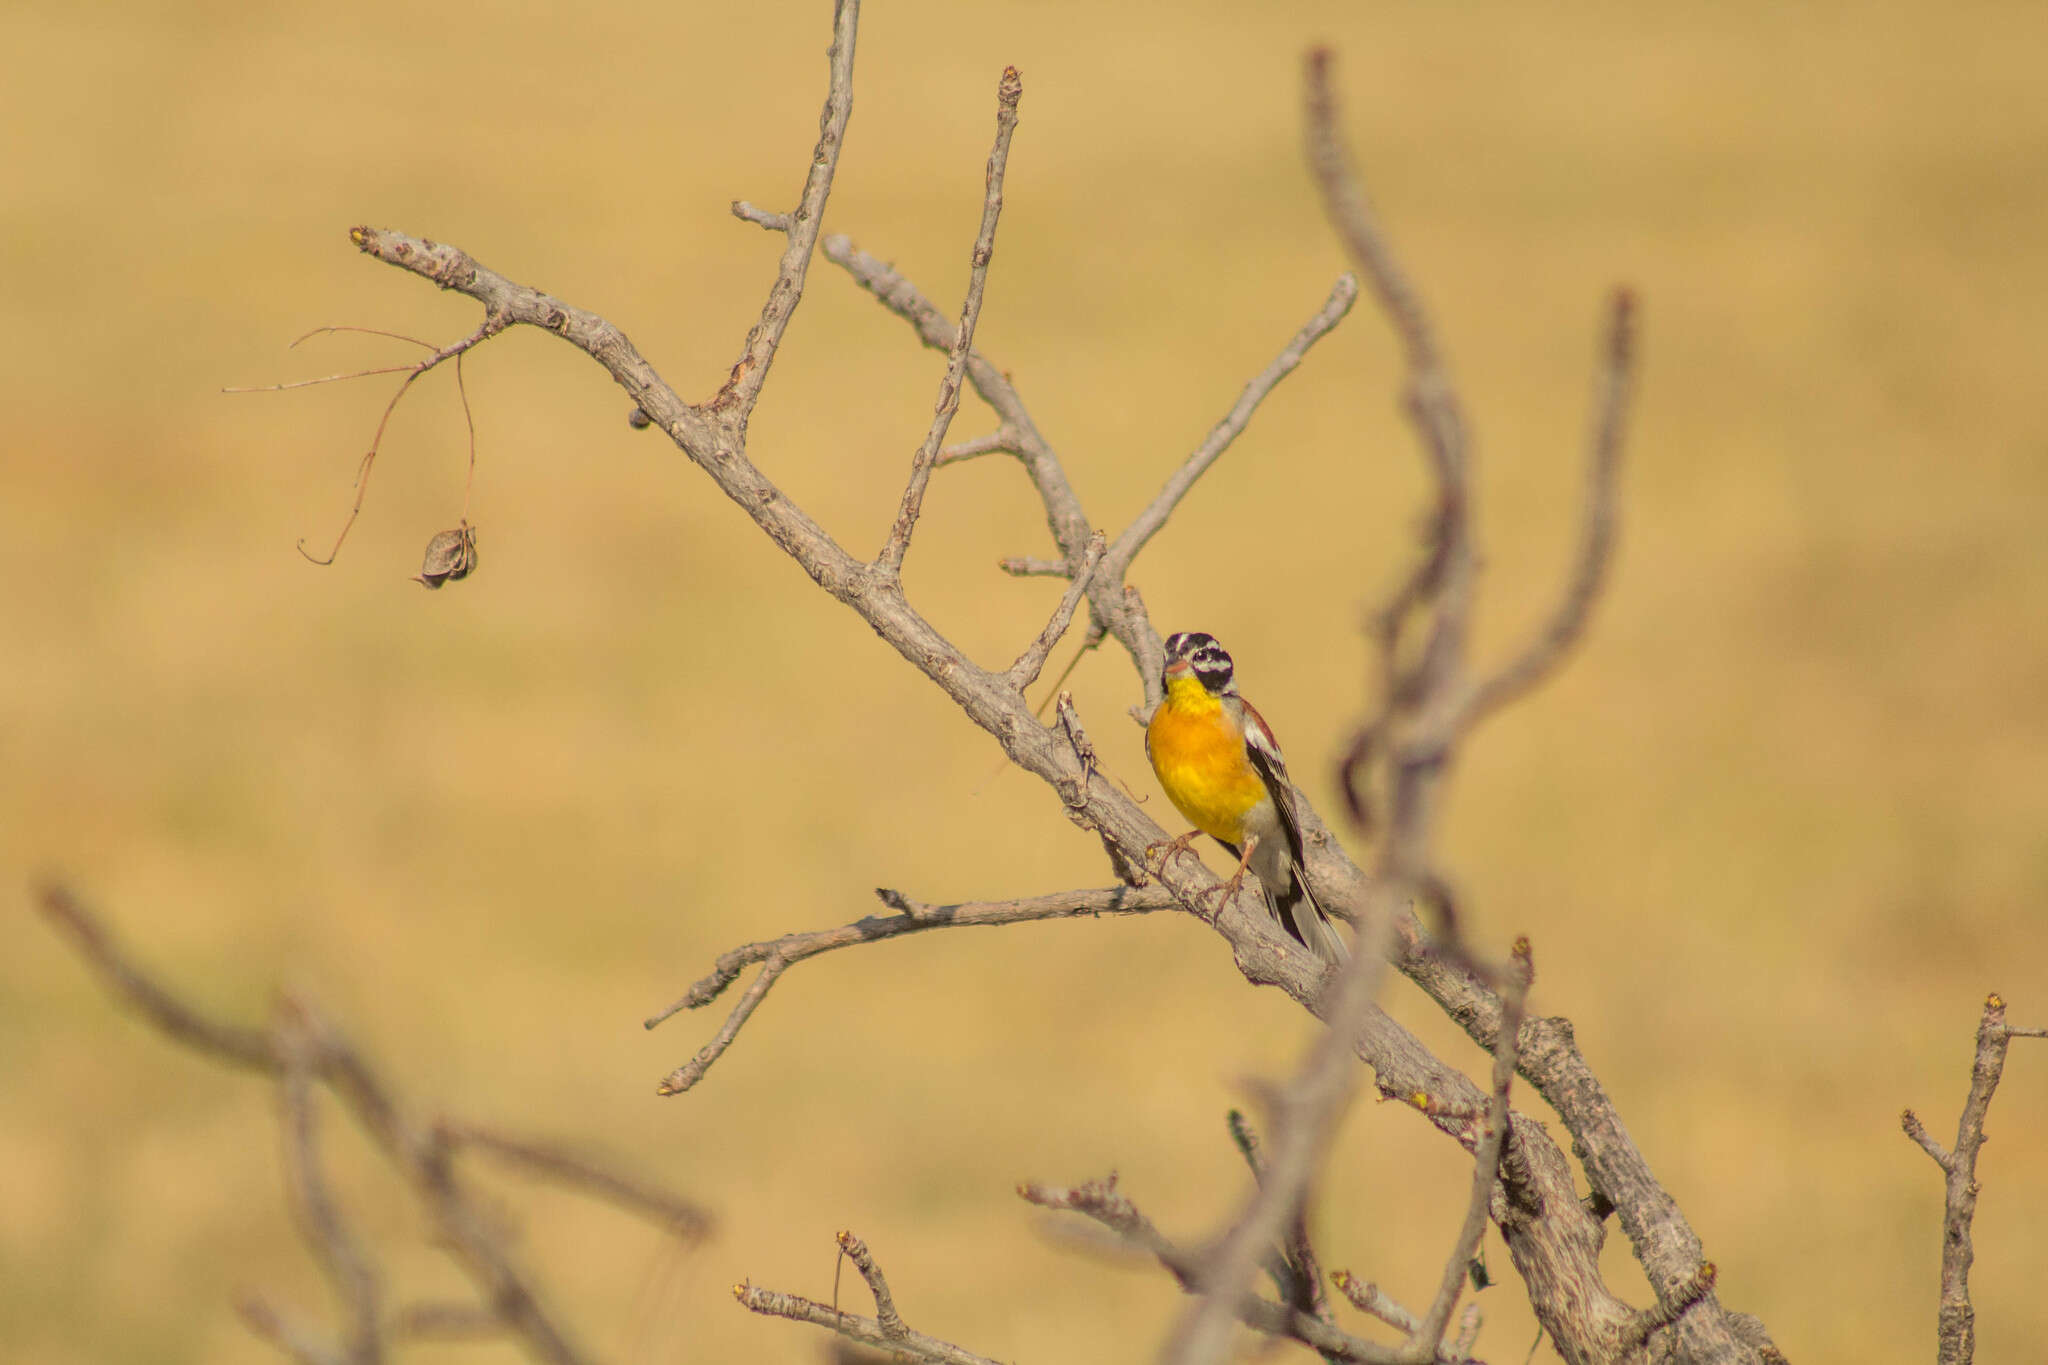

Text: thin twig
xmin=1156 ymin=868 xmax=1399 ymax=1365
xmin=1003 ymin=531 xmax=1104 ymax=689
xmin=238 ymin=1294 xmax=348 ymax=1365
xmin=834 ymin=1231 xmax=908 ymax=1339
xmin=1454 ymin=289 xmax=1637 ymax=734
xmin=997 ymin=555 xmax=1070 ymax=578
xmin=1103 ymin=273 xmax=1359 ymax=581
xmin=876 ymin=66 xmax=1024 ymax=579
xmin=937 ymin=428 xmax=1019 ymax=465
xmin=714 ymin=0 xmax=860 ymax=422
xmin=275 ymin=1011 xmax=384 ymax=1365
xmin=1452 ymin=1303 xmax=1483 ymax=1359
xmin=819 ymin=234 xmax=1161 ymax=691
xmin=1408 ymin=946 xmax=1530 ymax=1360
xmin=1228 ymin=1110 xmax=1331 ymax=1325
xmin=292 ymin=320 xmax=504 ymax=566
xmin=730 ymin=200 xmax=792 ymax=233
xmin=388 ymin=1301 xmax=504 ymax=1341
xmin=224 ymin=364 xmax=420 ymax=394
xmin=1900 ymin=992 xmax=2046 ymax=1365
xmin=646 ymin=885 xmax=1177 ymax=1094
xmin=734 ymin=1282 xmax=1001 ymax=1365
xmin=1330 ymin=1274 xmax=1484 ymax=1365
xmin=1021 ymin=1178 xmax=1403 ymax=1365
xmin=40 ymin=886 xmax=656 ymax=1365
xmin=37 ymin=883 xmax=277 ymax=1070
xmin=438 ymin=1122 xmax=714 ymax=1242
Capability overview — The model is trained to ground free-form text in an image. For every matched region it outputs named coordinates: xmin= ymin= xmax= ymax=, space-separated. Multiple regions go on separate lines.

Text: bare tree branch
xmin=997 ymin=554 xmax=1070 ymax=578
xmin=275 ymin=1013 xmax=384 ymax=1365
xmin=834 ymin=1231 xmax=909 ymax=1340
xmin=38 ymin=884 xmax=712 ymax=1365
xmin=877 ymin=65 xmax=1024 ymax=578
xmin=40 ymin=882 xmax=277 ymax=1070
xmin=388 ymin=1301 xmax=505 ymax=1341
xmin=238 ymin=1294 xmax=348 ymax=1365
xmin=1454 ymin=289 xmax=1637 ymax=735
xmin=1408 ymin=948 xmax=1528 ymax=1360
xmin=735 ymin=1234 xmax=1002 ymax=1365
xmin=1900 ymin=992 xmax=2047 ymax=1365
xmin=938 ymin=427 xmax=1020 ymax=465
xmin=1021 ymin=1177 xmax=1404 ymax=1365
xmin=712 ymin=0 xmax=860 ymax=424
xmin=1004 ymin=531 xmax=1104 ymax=690
xmin=1617 ymin=1263 xmax=1721 ymax=1355
xmin=1330 ymin=1273 xmax=1480 ymax=1365
xmin=1102 ymin=272 xmax=1359 ymax=582
xmin=646 ymin=884 xmax=1177 ymax=1094
xmin=730 ymin=200 xmax=792 ymax=233
xmin=1156 ymin=876 xmax=1393 ymax=1365
xmin=436 ymin=1122 xmax=715 ymax=1242
xmin=331 ymin=17 xmax=1774 ymax=1360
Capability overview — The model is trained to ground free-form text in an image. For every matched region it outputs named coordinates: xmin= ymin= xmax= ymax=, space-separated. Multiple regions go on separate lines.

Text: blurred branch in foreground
xmin=37 ymin=884 xmax=709 ymax=1365
xmin=1900 ymin=993 xmax=2046 ymax=1365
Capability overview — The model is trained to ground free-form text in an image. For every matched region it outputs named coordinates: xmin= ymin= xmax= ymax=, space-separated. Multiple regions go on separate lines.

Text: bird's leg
xmin=1144 ymin=828 xmax=1205 ymax=873
xmin=1202 ymin=834 xmax=1259 ymax=910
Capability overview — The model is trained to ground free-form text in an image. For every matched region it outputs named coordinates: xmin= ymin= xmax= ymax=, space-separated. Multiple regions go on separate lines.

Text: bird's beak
xmin=1163 ymin=658 xmax=1191 ymax=678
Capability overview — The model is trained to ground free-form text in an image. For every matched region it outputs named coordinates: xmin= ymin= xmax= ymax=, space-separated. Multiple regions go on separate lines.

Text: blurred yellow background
xmin=5 ymin=1 xmax=2046 ymax=1360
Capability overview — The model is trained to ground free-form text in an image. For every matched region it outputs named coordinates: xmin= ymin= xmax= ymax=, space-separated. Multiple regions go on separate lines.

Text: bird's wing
xmin=1234 ymin=695 xmax=1309 ymax=869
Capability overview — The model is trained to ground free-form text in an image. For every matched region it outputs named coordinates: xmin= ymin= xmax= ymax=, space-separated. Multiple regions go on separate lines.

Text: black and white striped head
xmin=1162 ymin=631 xmax=1236 ymax=694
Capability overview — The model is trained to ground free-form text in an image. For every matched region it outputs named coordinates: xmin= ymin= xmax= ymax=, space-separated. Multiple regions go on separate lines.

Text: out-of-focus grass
xmin=4 ymin=1 xmax=2046 ymax=1361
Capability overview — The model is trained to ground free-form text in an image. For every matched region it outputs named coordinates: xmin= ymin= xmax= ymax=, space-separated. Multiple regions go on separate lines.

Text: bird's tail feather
xmin=1272 ymin=870 xmax=1348 ymax=965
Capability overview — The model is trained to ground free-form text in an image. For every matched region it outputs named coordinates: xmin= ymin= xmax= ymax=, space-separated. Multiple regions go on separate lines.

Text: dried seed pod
xmin=414 ymin=523 xmax=478 ymax=589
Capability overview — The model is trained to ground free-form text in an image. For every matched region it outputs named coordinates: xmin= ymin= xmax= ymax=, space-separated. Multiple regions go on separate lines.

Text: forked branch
xmin=1900 ymin=992 xmax=2047 ymax=1365
xmin=736 ymin=1230 xmax=1000 ymax=1365
xmin=645 ymin=884 xmax=1176 ymax=1094
xmin=1021 ymin=1176 xmax=1407 ymax=1364
xmin=37 ymin=884 xmax=707 ymax=1365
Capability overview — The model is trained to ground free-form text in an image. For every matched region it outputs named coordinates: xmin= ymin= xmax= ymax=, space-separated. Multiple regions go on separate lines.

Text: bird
xmin=1143 ymin=630 xmax=1348 ymax=963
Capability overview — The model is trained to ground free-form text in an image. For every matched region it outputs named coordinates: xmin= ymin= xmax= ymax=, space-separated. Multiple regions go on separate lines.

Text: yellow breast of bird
xmin=1146 ymin=678 xmax=1266 ymax=845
